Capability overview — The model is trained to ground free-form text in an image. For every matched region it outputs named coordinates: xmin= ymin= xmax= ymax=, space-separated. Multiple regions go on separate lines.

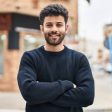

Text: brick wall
xmin=0 ymin=32 xmax=23 ymax=92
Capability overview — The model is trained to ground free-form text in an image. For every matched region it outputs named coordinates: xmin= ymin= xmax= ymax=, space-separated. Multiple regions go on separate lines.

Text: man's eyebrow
xmin=45 ymin=22 xmax=52 ymax=24
xmin=45 ymin=22 xmax=63 ymax=24
xmin=57 ymin=22 xmax=63 ymax=24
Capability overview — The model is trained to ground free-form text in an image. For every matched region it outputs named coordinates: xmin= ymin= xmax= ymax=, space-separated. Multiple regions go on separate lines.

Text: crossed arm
xmin=17 ymin=52 xmax=94 ymax=107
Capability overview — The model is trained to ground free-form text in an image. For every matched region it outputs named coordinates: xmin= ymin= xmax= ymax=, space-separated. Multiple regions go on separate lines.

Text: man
xmin=17 ymin=4 xmax=94 ymax=112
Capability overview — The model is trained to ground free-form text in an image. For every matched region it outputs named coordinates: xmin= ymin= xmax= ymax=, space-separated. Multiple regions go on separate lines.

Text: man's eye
xmin=46 ymin=24 xmax=52 ymax=27
xmin=57 ymin=24 xmax=63 ymax=27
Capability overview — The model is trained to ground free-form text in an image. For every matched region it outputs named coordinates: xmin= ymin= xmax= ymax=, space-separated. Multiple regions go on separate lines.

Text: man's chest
xmin=35 ymin=56 xmax=75 ymax=82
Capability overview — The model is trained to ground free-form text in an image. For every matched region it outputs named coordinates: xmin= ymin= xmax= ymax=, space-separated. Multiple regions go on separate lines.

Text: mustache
xmin=48 ymin=31 xmax=60 ymax=36
xmin=47 ymin=31 xmax=61 ymax=36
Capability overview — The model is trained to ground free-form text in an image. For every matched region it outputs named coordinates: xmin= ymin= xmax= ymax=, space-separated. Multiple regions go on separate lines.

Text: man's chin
xmin=50 ymin=37 xmax=59 ymax=41
xmin=47 ymin=42 xmax=62 ymax=46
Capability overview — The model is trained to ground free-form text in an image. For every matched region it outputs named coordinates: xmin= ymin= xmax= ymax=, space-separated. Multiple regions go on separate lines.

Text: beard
xmin=44 ymin=31 xmax=66 ymax=46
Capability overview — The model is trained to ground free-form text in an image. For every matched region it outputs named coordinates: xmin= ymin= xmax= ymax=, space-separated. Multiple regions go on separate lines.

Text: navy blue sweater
xmin=17 ymin=46 xmax=94 ymax=112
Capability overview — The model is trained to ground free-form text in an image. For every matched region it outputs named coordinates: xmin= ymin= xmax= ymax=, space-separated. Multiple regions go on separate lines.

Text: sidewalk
xmin=0 ymin=69 xmax=112 ymax=112
xmin=0 ymin=109 xmax=24 ymax=112
xmin=86 ymin=71 xmax=112 ymax=110
xmin=0 ymin=92 xmax=25 ymax=110
xmin=84 ymin=67 xmax=112 ymax=111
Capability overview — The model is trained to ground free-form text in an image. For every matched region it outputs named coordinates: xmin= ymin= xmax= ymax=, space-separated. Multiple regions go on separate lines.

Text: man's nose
xmin=51 ymin=25 xmax=58 ymax=31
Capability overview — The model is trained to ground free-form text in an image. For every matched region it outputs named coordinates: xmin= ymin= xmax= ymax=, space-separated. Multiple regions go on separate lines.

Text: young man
xmin=17 ymin=4 xmax=94 ymax=112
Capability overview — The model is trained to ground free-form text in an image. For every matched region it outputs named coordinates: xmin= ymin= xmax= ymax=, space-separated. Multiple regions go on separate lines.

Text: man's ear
xmin=66 ymin=17 xmax=72 ymax=34
xmin=40 ymin=25 xmax=44 ymax=34
xmin=65 ymin=24 xmax=69 ymax=34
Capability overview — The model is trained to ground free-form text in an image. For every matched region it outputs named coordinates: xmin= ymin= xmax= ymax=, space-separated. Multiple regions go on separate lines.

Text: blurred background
xmin=0 ymin=0 xmax=112 ymax=112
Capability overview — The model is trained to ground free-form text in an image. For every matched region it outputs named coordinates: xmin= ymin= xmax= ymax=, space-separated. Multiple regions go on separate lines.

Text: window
xmin=0 ymin=34 xmax=5 ymax=74
xmin=24 ymin=34 xmax=44 ymax=51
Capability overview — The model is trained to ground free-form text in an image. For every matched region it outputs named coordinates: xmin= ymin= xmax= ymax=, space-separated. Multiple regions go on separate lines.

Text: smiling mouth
xmin=49 ymin=33 xmax=58 ymax=36
xmin=51 ymin=35 xmax=59 ymax=38
xmin=49 ymin=33 xmax=60 ymax=37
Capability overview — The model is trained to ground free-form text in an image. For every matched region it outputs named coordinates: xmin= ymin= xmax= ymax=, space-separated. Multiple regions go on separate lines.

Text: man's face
xmin=40 ymin=16 xmax=68 ymax=46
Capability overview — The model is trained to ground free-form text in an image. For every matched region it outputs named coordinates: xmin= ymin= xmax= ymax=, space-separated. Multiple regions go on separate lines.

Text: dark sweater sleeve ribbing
xmin=50 ymin=55 xmax=95 ymax=107
xmin=17 ymin=52 xmax=73 ymax=105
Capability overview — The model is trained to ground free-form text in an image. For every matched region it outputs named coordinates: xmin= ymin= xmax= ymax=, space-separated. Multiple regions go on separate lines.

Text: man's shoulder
xmin=67 ymin=47 xmax=89 ymax=66
xmin=22 ymin=46 xmax=42 ymax=58
xmin=67 ymin=47 xmax=85 ymax=58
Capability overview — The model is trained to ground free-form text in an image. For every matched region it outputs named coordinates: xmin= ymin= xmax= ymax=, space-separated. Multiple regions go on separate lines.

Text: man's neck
xmin=44 ymin=43 xmax=64 ymax=52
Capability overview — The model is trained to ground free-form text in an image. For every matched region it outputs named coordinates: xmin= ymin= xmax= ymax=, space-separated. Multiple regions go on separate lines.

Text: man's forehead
xmin=44 ymin=15 xmax=65 ymax=23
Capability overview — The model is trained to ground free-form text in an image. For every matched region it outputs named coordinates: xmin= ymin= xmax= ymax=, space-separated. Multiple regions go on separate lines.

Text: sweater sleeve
xmin=50 ymin=55 xmax=95 ymax=107
xmin=17 ymin=52 xmax=73 ymax=105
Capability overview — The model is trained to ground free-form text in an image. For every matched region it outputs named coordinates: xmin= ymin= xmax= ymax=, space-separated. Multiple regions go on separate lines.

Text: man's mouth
xmin=48 ymin=33 xmax=60 ymax=37
xmin=48 ymin=34 xmax=59 ymax=41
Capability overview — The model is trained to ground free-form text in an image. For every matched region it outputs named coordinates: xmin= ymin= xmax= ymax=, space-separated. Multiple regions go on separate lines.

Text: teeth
xmin=51 ymin=35 xmax=57 ymax=36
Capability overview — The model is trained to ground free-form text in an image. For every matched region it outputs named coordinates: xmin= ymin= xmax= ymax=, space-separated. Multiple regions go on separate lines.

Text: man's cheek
xmin=44 ymin=32 xmax=49 ymax=36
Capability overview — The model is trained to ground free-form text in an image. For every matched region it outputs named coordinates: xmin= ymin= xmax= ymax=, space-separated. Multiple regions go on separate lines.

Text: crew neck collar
xmin=39 ymin=45 xmax=68 ymax=56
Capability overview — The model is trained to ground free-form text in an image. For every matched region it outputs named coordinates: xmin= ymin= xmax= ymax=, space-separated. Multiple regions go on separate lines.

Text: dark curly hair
xmin=39 ymin=4 xmax=68 ymax=25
